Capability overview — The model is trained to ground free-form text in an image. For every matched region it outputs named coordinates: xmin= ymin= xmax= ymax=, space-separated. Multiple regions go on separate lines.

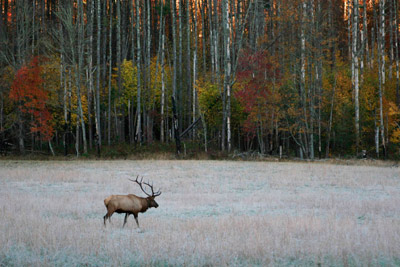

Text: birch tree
xmin=193 ymin=0 xmax=198 ymax=138
xmin=222 ymin=0 xmax=231 ymax=152
xmin=393 ymin=0 xmax=399 ymax=108
xmin=108 ymin=0 xmax=113 ymax=145
xmin=171 ymin=0 xmax=177 ymax=141
xmin=352 ymin=0 xmax=360 ymax=153
xmin=95 ymin=0 xmax=101 ymax=153
xmin=161 ymin=10 xmax=166 ymax=143
xmin=87 ymin=0 xmax=94 ymax=149
xmin=77 ymin=0 xmax=87 ymax=154
xmin=116 ymin=0 xmax=122 ymax=140
xmin=136 ymin=0 xmax=142 ymax=143
xmin=378 ymin=0 xmax=386 ymax=157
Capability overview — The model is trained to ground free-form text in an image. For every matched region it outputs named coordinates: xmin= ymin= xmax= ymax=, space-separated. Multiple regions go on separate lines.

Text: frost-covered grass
xmin=0 ymin=160 xmax=399 ymax=266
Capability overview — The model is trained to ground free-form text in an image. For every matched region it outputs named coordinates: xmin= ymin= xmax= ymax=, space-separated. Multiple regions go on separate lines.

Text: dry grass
xmin=0 ymin=160 xmax=399 ymax=266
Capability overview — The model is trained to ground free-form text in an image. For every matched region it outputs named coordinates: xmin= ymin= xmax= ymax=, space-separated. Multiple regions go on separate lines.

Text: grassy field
xmin=0 ymin=160 xmax=399 ymax=266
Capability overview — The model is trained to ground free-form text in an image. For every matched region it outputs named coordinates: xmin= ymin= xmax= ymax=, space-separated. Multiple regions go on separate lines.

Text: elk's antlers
xmin=129 ymin=176 xmax=162 ymax=197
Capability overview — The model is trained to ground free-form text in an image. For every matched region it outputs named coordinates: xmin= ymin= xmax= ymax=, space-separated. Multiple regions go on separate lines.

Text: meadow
xmin=0 ymin=160 xmax=399 ymax=266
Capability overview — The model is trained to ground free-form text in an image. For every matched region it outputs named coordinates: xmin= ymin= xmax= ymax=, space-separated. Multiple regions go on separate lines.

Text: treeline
xmin=0 ymin=0 xmax=399 ymax=159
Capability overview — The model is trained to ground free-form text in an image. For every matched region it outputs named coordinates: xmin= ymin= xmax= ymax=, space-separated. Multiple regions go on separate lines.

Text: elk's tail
xmin=104 ymin=196 xmax=113 ymax=207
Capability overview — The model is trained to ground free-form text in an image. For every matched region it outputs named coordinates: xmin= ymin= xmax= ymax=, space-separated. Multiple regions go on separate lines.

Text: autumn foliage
xmin=9 ymin=57 xmax=54 ymax=141
xmin=236 ymin=50 xmax=281 ymax=137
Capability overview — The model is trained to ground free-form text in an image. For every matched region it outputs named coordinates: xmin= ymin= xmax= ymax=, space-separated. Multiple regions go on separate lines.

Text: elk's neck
xmin=140 ymin=197 xmax=149 ymax=213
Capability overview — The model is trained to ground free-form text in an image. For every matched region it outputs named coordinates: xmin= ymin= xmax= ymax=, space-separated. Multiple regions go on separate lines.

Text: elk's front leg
xmin=134 ymin=213 xmax=139 ymax=228
xmin=123 ymin=213 xmax=129 ymax=227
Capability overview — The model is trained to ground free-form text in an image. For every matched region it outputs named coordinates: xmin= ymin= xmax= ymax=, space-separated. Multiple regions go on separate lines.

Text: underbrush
xmin=1 ymin=141 xmax=399 ymax=166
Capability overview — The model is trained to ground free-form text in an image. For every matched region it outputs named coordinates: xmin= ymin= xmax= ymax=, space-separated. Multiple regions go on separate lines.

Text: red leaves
xmin=10 ymin=57 xmax=54 ymax=141
xmin=235 ymin=50 xmax=281 ymax=136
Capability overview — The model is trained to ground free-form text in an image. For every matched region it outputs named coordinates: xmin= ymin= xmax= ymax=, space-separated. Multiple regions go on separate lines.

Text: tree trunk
xmin=389 ymin=0 xmax=394 ymax=79
xmin=178 ymin=0 xmax=183 ymax=134
xmin=0 ymin=93 xmax=3 ymax=152
xmin=208 ymin=0 xmax=215 ymax=80
xmin=353 ymin=0 xmax=360 ymax=153
xmin=171 ymin=0 xmax=177 ymax=140
xmin=108 ymin=0 xmax=113 ymax=145
xmin=394 ymin=0 xmax=400 ymax=108
xmin=309 ymin=0 xmax=315 ymax=160
xmin=200 ymin=1 xmax=207 ymax=74
xmin=130 ymin=0 xmax=136 ymax=143
xmin=300 ymin=0 xmax=309 ymax=158
xmin=77 ymin=0 xmax=87 ymax=154
xmin=375 ymin=110 xmax=379 ymax=157
xmin=87 ymin=0 xmax=94 ymax=150
xmin=146 ymin=0 xmax=151 ymax=142
xmin=186 ymin=0 xmax=191 ymax=133
xmin=347 ymin=0 xmax=351 ymax=60
xmin=316 ymin=0 xmax=323 ymax=159
xmin=75 ymin=116 xmax=80 ymax=157
xmin=49 ymin=141 xmax=55 ymax=156
xmin=161 ymin=14 xmax=166 ymax=143
xmin=18 ymin=109 xmax=25 ymax=154
xmin=326 ymin=74 xmax=337 ymax=158
xmin=136 ymin=0 xmax=142 ymax=143
xmin=95 ymin=0 xmax=101 ymax=154
xmin=223 ymin=0 xmax=232 ymax=152
xmin=60 ymin=20 xmax=68 ymax=156
xmin=116 ymin=0 xmax=122 ymax=140
xmin=32 ymin=0 xmax=35 ymax=55
xmin=193 ymin=0 xmax=198 ymax=139
xmin=379 ymin=0 xmax=386 ymax=158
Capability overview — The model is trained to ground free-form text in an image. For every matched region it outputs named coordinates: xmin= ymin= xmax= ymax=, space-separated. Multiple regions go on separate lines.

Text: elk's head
xmin=130 ymin=176 xmax=162 ymax=208
xmin=147 ymin=196 xmax=159 ymax=208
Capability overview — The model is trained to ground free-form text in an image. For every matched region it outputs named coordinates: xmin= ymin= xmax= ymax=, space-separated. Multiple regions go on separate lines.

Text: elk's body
xmin=103 ymin=177 xmax=161 ymax=228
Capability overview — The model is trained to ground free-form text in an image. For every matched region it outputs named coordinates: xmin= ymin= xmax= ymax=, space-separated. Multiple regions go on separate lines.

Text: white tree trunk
xmin=223 ymin=0 xmax=232 ymax=152
xmin=87 ymin=0 xmax=94 ymax=150
xmin=136 ymin=0 xmax=142 ymax=143
xmin=108 ymin=0 xmax=113 ymax=145
xmin=161 ymin=15 xmax=166 ymax=143
xmin=300 ymin=0 xmax=308 ymax=158
xmin=193 ymin=0 xmax=198 ymax=139
xmin=77 ymin=0 xmax=87 ymax=154
xmin=170 ymin=0 xmax=177 ymax=140
xmin=95 ymin=0 xmax=101 ymax=150
xmin=379 ymin=0 xmax=386 ymax=157
xmin=353 ymin=0 xmax=360 ymax=153
xmin=394 ymin=0 xmax=399 ymax=107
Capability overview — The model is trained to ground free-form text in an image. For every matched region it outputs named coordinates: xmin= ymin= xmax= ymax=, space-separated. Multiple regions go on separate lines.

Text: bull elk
xmin=103 ymin=176 xmax=161 ymax=228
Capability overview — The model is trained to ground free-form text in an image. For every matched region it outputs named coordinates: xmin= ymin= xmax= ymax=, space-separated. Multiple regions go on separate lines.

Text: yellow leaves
xmin=388 ymin=102 xmax=400 ymax=117
xmin=117 ymin=59 xmax=138 ymax=108
xmin=196 ymin=77 xmax=221 ymax=127
xmin=390 ymin=128 xmax=400 ymax=144
xmin=387 ymin=101 xmax=400 ymax=144
xmin=41 ymin=56 xmax=62 ymax=108
xmin=116 ymin=57 xmax=171 ymax=111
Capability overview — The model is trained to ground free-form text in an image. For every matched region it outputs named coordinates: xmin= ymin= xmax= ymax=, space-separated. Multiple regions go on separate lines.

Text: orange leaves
xmin=9 ymin=57 xmax=54 ymax=141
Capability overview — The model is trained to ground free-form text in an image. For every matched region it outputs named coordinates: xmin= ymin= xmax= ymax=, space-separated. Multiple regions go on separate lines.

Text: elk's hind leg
xmin=104 ymin=209 xmax=114 ymax=226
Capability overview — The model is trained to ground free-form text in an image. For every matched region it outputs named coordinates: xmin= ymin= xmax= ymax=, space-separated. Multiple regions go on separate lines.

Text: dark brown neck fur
xmin=140 ymin=197 xmax=149 ymax=213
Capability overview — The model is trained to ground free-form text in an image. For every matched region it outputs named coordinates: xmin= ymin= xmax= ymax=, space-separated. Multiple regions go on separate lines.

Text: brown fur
xmin=103 ymin=194 xmax=159 ymax=228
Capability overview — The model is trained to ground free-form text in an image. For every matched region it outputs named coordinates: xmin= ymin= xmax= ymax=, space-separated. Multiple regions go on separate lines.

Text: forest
xmin=0 ymin=0 xmax=399 ymax=159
